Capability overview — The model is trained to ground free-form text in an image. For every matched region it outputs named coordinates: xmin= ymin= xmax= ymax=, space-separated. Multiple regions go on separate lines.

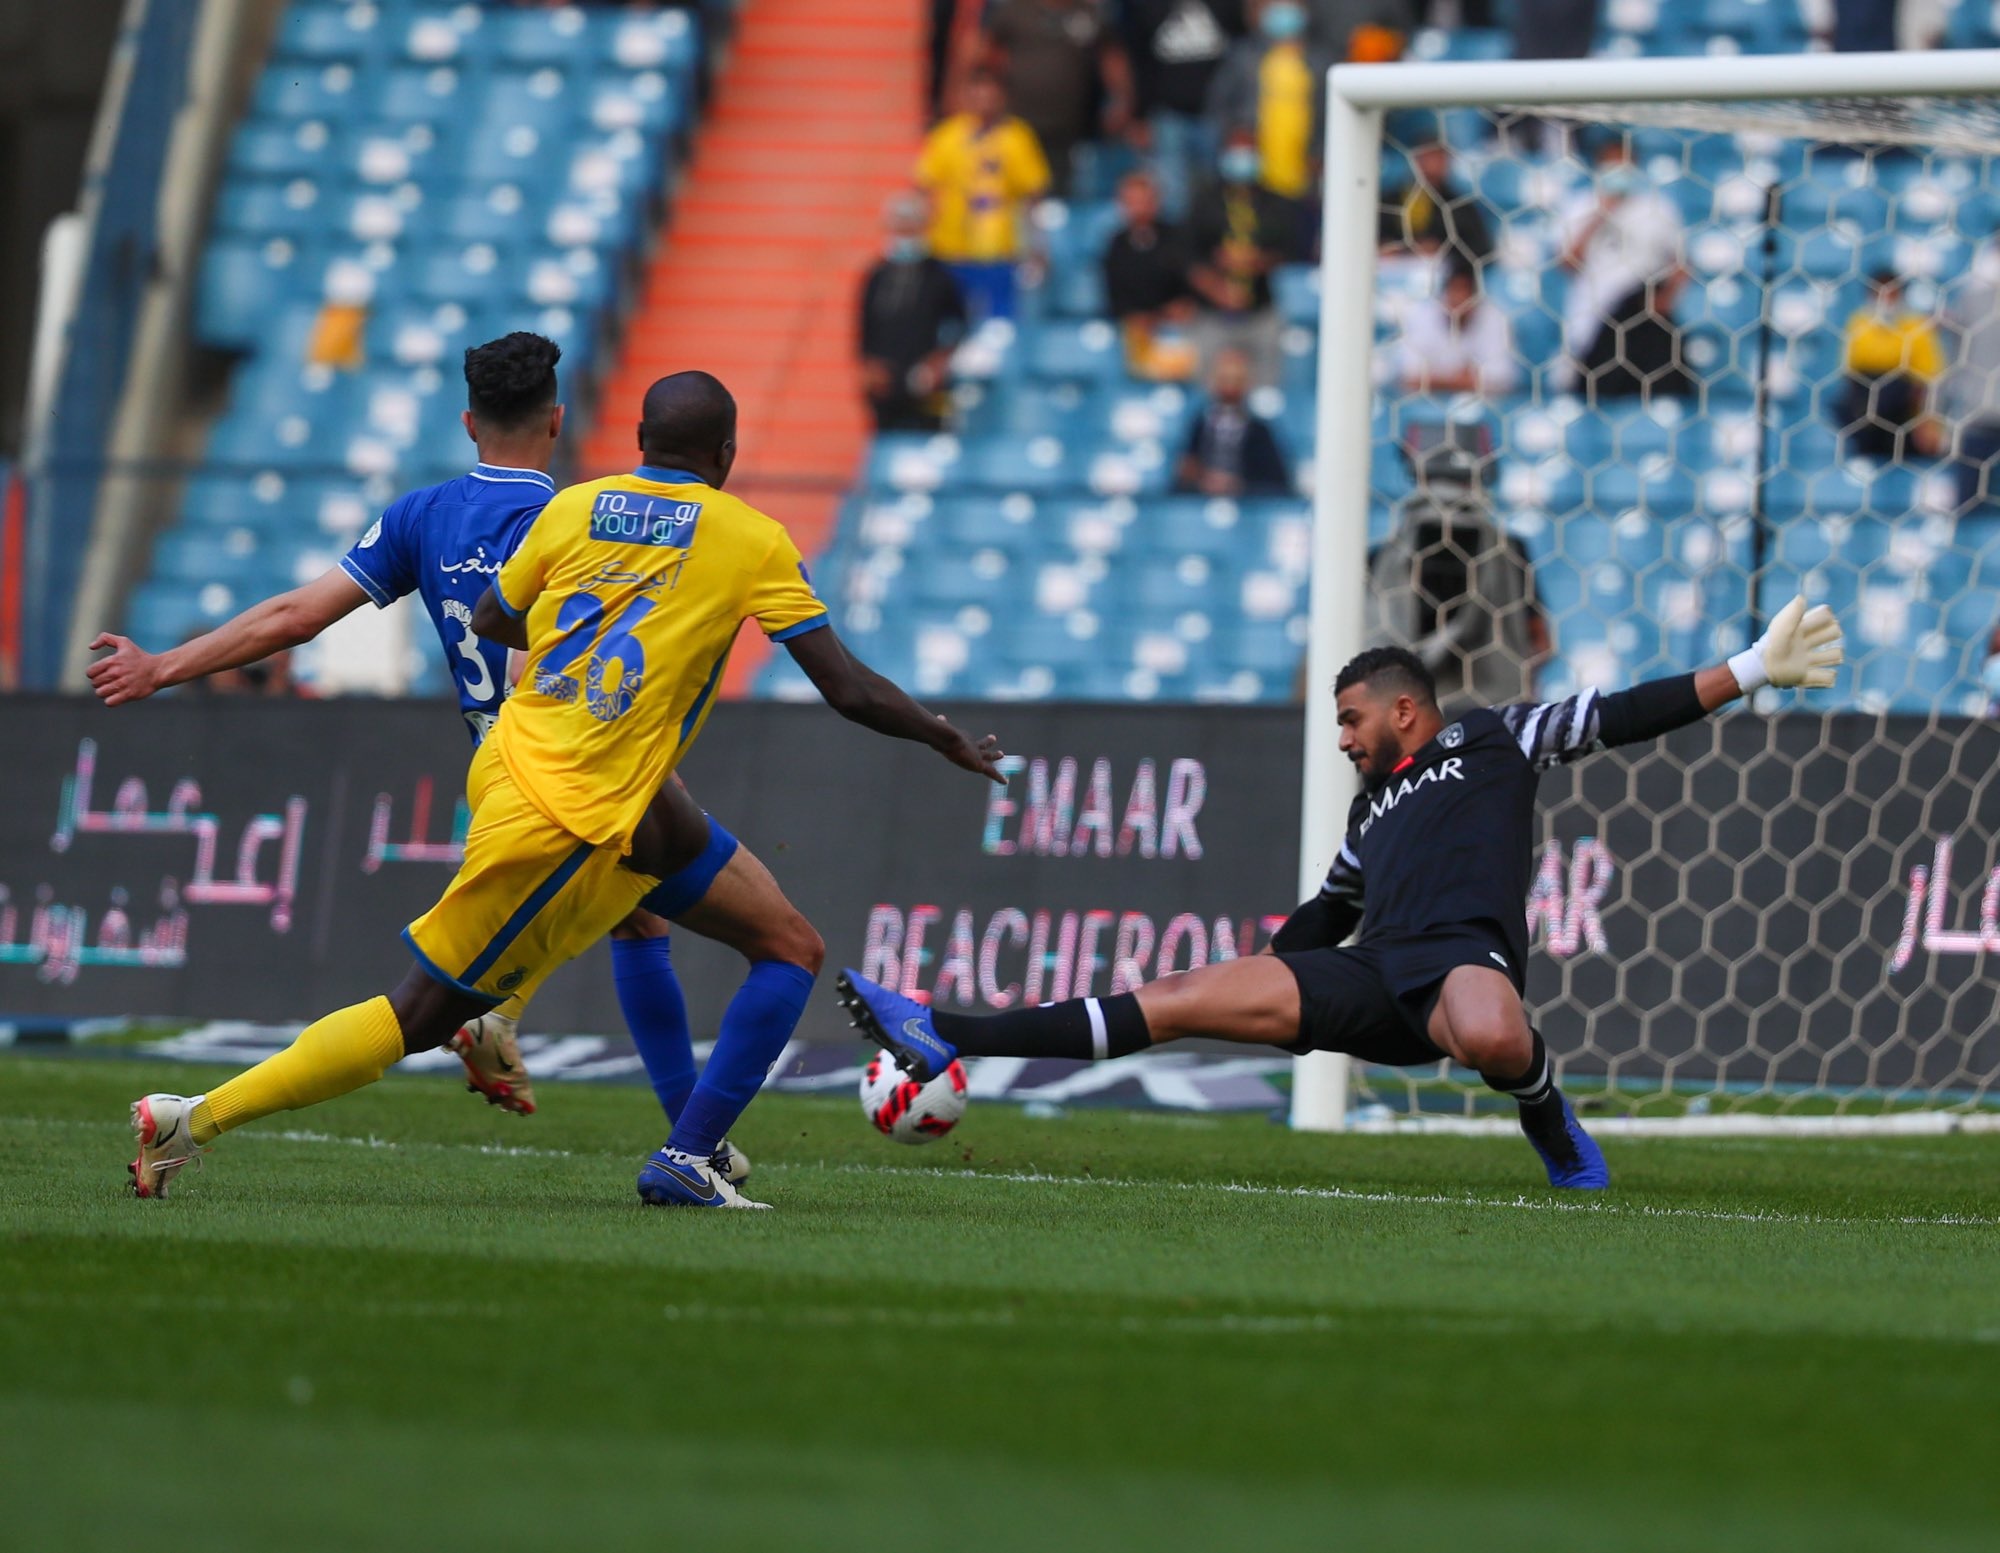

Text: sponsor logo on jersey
xmin=589 ymin=489 xmax=701 ymax=548
xmin=1440 ymin=722 xmax=1464 ymax=749
xmin=497 ymin=967 xmax=528 ymax=993
xmin=358 ymin=518 xmax=383 ymax=548
xmin=1357 ymin=756 xmax=1465 ymax=839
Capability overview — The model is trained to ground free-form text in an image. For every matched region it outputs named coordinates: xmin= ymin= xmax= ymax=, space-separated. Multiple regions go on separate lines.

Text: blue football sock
xmin=612 ymin=936 xmax=698 ymax=1123
xmin=667 ymin=960 xmax=816 ymax=1157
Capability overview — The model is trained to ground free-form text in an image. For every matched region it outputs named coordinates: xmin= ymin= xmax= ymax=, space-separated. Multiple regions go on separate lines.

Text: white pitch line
xmin=771 ymin=1160 xmax=2000 ymax=1230
xmin=8 ymin=1114 xmax=1997 ymax=1229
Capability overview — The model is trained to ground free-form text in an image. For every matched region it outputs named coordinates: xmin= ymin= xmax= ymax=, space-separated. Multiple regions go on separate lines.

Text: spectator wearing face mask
xmin=1553 ymin=136 xmax=1689 ymax=403
xmin=859 ymin=193 xmax=970 ymax=432
xmin=916 ymin=69 xmax=1052 ymax=323
xmin=1835 ymin=267 xmax=1943 ymax=460
xmin=1174 ymin=347 xmax=1292 ymax=495
xmin=1119 ymin=0 xmax=1246 ymax=221
xmin=1184 ymin=124 xmax=1294 ymax=386
xmin=1203 ymin=0 xmax=1330 ymax=222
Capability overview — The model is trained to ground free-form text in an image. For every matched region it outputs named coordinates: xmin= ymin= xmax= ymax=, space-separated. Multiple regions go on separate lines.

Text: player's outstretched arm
xmin=1607 ymin=593 xmax=1844 ymax=738
xmin=784 ymin=625 xmax=1005 ymax=784
xmin=1511 ymin=595 xmax=1845 ymax=767
xmin=86 ymin=568 xmax=369 ymax=706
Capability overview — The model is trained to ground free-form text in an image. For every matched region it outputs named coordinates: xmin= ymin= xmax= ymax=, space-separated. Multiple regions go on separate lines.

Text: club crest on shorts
xmin=1440 ymin=722 xmax=1464 ymax=750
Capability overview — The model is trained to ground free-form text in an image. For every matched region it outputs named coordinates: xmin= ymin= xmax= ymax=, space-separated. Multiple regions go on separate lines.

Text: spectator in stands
xmin=1396 ymin=263 xmax=1519 ymax=396
xmin=1822 ymin=0 xmax=1946 ymax=52
xmin=1204 ymin=0 xmax=1329 ymax=231
xmin=1120 ymin=0 xmax=1244 ymax=220
xmin=1174 ymin=348 xmax=1291 ymax=495
xmin=1304 ymin=0 xmax=1412 ymax=58
xmin=1554 ymin=136 xmax=1690 ymax=404
xmin=1835 ymin=266 xmax=1944 ymax=460
xmin=916 ymin=69 xmax=1051 ymax=323
xmin=1377 ymin=134 xmax=1494 ymax=280
xmin=858 ymin=193 xmax=970 ymax=433
xmin=1185 ymin=124 xmax=1293 ymax=386
xmin=1365 ymin=423 xmax=1548 ymax=708
xmin=975 ymin=0 xmax=1134 ymax=195
xmin=1104 ymin=170 xmax=1197 ymax=380
xmin=1506 ymin=0 xmax=1595 ymax=149
xmin=1942 ymin=249 xmax=2000 ymax=514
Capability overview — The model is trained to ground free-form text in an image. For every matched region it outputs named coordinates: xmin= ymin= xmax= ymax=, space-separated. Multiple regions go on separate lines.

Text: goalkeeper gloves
xmin=1728 ymin=594 xmax=1845 ymax=693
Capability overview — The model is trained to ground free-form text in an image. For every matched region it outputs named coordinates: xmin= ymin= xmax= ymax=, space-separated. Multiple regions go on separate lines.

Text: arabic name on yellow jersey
xmin=491 ymin=467 xmax=827 ymax=849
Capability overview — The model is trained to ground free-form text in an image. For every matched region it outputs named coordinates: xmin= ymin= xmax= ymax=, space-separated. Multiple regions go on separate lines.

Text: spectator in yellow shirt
xmin=1837 ymin=267 xmax=1943 ymax=460
xmin=915 ymin=70 xmax=1051 ymax=323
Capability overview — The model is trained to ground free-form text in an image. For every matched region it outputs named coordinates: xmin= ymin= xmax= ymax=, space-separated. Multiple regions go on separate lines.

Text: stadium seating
xmin=126 ymin=1 xmax=720 ymax=662
xmin=765 ymin=7 xmax=2000 ymax=711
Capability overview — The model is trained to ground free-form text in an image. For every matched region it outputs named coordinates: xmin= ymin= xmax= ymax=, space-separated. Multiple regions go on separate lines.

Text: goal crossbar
xmin=1326 ymin=48 xmax=2000 ymax=112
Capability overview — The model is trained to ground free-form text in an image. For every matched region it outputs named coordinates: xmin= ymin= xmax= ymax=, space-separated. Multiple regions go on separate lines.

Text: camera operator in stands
xmin=1364 ymin=422 xmax=1548 ymax=708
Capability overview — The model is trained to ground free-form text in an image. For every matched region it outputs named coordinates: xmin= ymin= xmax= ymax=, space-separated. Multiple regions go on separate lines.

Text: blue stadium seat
xmin=1028 ymin=321 xmax=1123 ymax=382
xmin=274 ymin=4 xmax=383 ymax=64
xmin=488 ymin=8 xmax=597 ymax=68
xmin=229 ymin=120 xmax=346 ymax=180
xmin=373 ymin=65 xmax=471 ymax=124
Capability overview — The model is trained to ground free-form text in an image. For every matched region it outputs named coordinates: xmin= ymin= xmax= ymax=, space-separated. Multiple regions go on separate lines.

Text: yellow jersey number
xmin=533 ymin=590 xmax=654 ymax=722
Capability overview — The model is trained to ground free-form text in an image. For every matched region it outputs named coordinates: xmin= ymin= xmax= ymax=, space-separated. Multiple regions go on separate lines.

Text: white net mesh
xmin=1351 ymin=99 xmax=2000 ymax=1121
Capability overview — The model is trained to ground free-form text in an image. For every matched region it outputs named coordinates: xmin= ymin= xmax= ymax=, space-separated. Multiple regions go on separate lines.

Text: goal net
xmin=1297 ymin=51 xmax=2000 ymax=1134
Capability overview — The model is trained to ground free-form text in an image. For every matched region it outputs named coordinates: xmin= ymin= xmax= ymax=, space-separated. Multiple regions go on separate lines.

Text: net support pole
xmin=1290 ymin=82 xmax=1381 ymax=1133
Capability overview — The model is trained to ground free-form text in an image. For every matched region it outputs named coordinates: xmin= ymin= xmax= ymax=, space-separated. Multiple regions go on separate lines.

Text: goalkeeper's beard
xmin=1354 ymin=734 xmax=1404 ymax=793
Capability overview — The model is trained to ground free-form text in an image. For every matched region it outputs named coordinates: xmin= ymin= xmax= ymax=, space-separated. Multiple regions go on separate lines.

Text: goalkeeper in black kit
xmin=840 ymin=597 xmax=1844 ymax=1190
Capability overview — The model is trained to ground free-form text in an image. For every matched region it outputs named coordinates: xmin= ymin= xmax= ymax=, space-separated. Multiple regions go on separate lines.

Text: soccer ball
xmin=859 ymin=1050 xmax=968 ymax=1144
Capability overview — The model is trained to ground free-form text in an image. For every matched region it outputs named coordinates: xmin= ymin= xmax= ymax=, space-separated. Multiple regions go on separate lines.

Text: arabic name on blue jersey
xmin=339 ymin=462 xmax=555 ymax=744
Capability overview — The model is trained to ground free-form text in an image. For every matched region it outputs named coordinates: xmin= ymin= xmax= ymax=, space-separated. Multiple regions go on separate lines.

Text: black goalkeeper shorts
xmin=1276 ymin=928 xmax=1520 ymax=1067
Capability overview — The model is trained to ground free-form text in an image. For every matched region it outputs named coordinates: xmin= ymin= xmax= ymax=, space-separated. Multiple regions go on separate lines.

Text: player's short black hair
xmin=464 ymin=333 xmax=561 ymax=430
xmin=639 ymin=371 xmax=736 ymax=460
xmin=1335 ymin=645 xmax=1437 ymax=706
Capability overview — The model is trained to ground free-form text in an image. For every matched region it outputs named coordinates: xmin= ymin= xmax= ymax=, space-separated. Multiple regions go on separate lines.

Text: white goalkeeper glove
xmin=1727 ymin=594 xmax=1844 ymax=693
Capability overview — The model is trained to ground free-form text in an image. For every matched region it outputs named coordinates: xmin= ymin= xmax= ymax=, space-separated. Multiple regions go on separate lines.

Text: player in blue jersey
xmin=87 ymin=334 xmax=812 ymax=1183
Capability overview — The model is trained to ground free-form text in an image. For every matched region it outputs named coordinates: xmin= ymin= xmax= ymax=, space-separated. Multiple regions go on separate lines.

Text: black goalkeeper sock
xmin=934 ymin=993 xmax=1153 ymax=1062
xmin=1483 ymin=1030 xmax=1569 ymax=1142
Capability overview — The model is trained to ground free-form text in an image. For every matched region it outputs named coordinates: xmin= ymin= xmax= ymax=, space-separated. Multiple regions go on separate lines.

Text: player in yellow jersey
xmin=127 ymin=370 xmax=1004 ymax=1208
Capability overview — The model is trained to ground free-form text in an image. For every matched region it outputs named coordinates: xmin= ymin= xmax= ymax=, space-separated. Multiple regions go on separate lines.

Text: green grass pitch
xmin=4 ymin=1052 xmax=1997 ymax=1551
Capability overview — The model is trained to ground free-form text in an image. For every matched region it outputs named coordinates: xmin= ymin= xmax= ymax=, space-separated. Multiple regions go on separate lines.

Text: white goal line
xmin=1347 ymin=1112 xmax=2000 ymax=1139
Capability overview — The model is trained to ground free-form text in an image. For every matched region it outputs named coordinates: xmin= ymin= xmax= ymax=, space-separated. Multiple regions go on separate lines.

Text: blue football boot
xmin=637 ymin=1146 xmax=770 ymax=1209
xmin=1523 ymin=1092 xmax=1610 ymax=1190
xmin=836 ymin=969 xmax=958 ymax=1083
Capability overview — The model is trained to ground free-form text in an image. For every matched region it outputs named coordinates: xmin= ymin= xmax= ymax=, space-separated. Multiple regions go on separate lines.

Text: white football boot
xmin=447 ymin=1010 xmax=537 ymax=1115
xmin=128 ymin=1093 xmax=207 ymax=1199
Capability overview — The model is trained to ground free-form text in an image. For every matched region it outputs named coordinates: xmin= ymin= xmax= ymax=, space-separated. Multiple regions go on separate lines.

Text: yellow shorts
xmin=405 ymin=741 xmax=656 ymax=1007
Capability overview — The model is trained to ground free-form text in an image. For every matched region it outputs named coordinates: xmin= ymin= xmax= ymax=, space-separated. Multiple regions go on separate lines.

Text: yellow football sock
xmin=190 ymin=996 xmax=406 ymax=1143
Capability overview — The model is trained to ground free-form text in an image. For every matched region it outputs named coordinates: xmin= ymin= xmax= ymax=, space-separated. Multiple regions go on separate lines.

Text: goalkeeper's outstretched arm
xmin=1509 ymin=595 xmax=1845 ymax=769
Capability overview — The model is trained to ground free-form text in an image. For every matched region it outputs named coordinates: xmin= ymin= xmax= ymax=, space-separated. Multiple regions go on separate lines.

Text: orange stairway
xmin=582 ymin=0 xmax=927 ymax=695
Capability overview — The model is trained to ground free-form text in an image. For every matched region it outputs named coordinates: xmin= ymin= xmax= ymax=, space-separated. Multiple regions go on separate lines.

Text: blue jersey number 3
xmin=533 ymin=591 xmax=656 ymax=722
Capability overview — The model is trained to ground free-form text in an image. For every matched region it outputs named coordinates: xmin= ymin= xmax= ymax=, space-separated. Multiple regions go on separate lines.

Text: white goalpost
xmin=1295 ymin=48 xmax=2000 ymax=1135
